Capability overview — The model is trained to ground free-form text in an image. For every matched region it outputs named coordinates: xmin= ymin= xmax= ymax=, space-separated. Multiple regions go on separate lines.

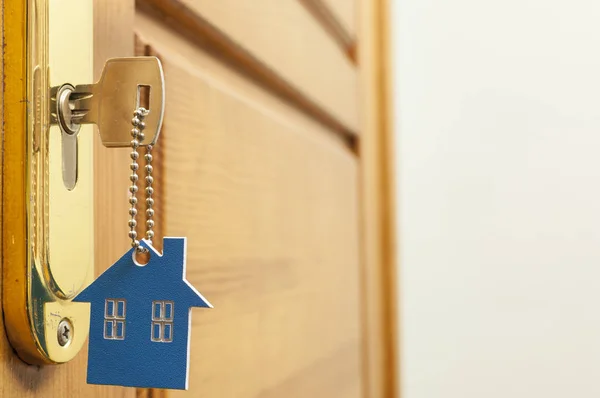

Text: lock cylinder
xmin=51 ymin=83 xmax=81 ymax=136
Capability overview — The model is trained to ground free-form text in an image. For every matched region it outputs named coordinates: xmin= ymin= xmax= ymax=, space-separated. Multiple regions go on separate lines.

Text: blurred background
xmin=394 ymin=0 xmax=600 ymax=397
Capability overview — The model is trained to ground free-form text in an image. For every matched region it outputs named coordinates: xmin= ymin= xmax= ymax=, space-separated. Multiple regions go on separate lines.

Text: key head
xmin=95 ymin=57 xmax=165 ymax=147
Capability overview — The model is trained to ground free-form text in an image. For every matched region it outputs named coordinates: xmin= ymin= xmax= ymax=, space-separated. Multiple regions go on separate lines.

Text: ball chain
xmin=128 ymin=108 xmax=155 ymax=252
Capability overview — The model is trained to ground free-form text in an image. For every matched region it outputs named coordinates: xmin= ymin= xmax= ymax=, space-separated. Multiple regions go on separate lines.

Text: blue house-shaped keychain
xmin=74 ymin=237 xmax=212 ymax=390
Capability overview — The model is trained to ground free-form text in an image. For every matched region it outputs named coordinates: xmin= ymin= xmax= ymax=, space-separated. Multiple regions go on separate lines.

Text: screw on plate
xmin=57 ymin=318 xmax=73 ymax=347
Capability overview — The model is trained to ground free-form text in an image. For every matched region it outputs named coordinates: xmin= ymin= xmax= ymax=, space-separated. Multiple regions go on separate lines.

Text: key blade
xmin=91 ymin=57 xmax=165 ymax=148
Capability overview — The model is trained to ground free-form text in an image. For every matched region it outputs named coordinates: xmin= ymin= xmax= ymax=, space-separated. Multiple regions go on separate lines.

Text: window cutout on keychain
xmin=137 ymin=84 xmax=151 ymax=110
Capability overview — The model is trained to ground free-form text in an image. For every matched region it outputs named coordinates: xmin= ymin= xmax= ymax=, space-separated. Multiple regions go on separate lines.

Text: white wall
xmin=394 ymin=1 xmax=600 ymax=397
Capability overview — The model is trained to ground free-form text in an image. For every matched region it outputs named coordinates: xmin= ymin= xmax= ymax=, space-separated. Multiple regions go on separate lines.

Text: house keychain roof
xmin=74 ymin=237 xmax=212 ymax=390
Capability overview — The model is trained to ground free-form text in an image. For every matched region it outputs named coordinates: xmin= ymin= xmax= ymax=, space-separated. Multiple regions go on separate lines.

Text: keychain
xmin=74 ymin=107 xmax=212 ymax=390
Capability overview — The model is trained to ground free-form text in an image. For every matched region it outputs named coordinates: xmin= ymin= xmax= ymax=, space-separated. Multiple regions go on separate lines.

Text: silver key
xmin=50 ymin=56 xmax=164 ymax=189
xmin=52 ymin=56 xmax=165 ymax=148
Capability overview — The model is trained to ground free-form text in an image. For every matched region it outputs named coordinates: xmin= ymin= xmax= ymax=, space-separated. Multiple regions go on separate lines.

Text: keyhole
xmin=55 ymin=84 xmax=80 ymax=190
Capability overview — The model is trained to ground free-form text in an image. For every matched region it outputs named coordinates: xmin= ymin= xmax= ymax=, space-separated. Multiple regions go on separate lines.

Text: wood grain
xmin=358 ymin=0 xmax=399 ymax=397
xmin=0 ymin=0 xmax=134 ymax=395
xmin=137 ymin=0 xmax=359 ymax=136
xmin=134 ymin=24 xmax=363 ymax=398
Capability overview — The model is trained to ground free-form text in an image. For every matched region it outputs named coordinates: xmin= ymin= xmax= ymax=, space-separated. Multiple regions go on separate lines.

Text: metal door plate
xmin=3 ymin=0 xmax=94 ymax=364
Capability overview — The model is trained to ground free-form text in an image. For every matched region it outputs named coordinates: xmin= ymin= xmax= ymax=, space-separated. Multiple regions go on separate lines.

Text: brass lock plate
xmin=3 ymin=0 xmax=94 ymax=364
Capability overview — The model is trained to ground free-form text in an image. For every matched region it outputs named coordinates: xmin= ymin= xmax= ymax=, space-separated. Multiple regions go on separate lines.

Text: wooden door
xmin=0 ymin=1 xmax=396 ymax=397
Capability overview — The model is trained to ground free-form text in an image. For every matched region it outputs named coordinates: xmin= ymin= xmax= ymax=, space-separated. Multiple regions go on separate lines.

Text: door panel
xmin=135 ymin=13 xmax=363 ymax=397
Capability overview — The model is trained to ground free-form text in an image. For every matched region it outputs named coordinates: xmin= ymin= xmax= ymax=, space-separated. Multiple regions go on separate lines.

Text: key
xmin=53 ymin=56 xmax=165 ymax=148
xmin=50 ymin=56 xmax=165 ymax=189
